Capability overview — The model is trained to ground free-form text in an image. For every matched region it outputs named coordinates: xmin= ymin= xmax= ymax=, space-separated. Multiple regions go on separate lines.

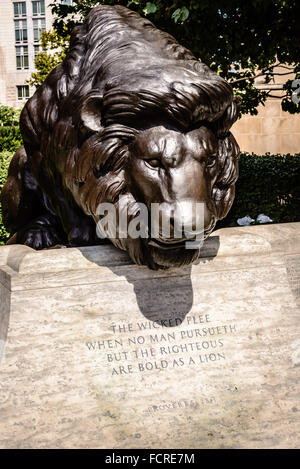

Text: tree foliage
xmin=27 ymin=30 xmax=69 ymax=87
xmin=28 ymin=0 xmax=300 ymax=115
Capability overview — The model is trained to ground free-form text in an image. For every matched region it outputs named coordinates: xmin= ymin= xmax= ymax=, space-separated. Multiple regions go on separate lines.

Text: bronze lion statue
xmin=1 ymin=5 xmax=240 ymax=269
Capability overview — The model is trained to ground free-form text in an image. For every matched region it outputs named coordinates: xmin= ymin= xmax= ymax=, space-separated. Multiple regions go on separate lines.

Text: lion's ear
xmin=79 ymin=93 xmax=103 ymax=132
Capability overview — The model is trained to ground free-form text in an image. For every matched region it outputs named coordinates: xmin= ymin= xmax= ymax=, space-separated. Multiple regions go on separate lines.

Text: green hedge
xmin=0 ymin=126 xmax=23 ymax=152
xmin=218 ymin=152 xmax=300 ymax=228
xmin=0 ymin=151 xmax=299 ymax=245
xmin=0 ymin=151 xmax=13 ymax=245
xmin=0 ymin=104 xmax=22 ymax=152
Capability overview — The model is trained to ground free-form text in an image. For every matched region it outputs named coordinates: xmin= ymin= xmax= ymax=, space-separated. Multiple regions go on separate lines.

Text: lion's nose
xmin=169 ymin=201 xmax=212 ymax=238
xmin=154 ymin=200 xmax=212 ymax=240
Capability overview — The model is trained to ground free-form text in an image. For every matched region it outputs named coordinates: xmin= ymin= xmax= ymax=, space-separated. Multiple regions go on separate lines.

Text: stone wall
xmin=232 ymin=98 xmax=300 ymax=155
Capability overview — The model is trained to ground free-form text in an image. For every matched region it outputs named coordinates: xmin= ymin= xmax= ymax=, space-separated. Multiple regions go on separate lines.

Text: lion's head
xmin=72 ymin=76 xmax=239 ymax=269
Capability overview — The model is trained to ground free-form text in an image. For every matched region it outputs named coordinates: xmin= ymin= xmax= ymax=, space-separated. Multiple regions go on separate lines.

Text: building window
xmin=13 ymin=2 xmax=27 ymax=17
xmin=34 ymin=45 xmax=40 ymax=57
xmin=15 ymin=19 xmax=28 ymax=43
xmin=17 ymin=85 xmax=30 ymax=100
xmin=33 ymin=18 xmax=46 ymax=42
xmin=61 ymin=0 xmax=73 ymax=5
xmin=32 ymin=1 xmax=45 ymax=16
xmin=16 ymin=46 xmax=29 ymax=69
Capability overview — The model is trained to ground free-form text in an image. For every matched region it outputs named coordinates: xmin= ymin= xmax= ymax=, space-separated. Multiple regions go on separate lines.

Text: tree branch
xmin=229 ymin=62 xmax=296 ymax=84
xmin=265 ymin=92 xmax=288 ymax=99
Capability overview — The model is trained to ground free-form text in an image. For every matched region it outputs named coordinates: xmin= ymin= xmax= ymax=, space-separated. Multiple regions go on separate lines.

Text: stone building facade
xmin=232 ymin=64 xmax=300 ymax=154
xmin=0 ymin=0 xmax=65 ymax=108
xmin=232 ymin=99 xmax=300 ymax=155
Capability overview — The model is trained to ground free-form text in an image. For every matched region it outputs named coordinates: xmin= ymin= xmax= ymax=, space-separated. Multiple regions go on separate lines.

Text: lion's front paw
xmin=18 ymin=225 xmax=63 ymax=250
xmin=68 ymin=224 xmax=96 ymax=246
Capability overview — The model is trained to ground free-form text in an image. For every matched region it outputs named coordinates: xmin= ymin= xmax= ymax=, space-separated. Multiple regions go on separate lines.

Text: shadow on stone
xmin=125 ymin=267 xmax=194 ymax=327
xmin=81 ymin=236 xmax=220 ymax=327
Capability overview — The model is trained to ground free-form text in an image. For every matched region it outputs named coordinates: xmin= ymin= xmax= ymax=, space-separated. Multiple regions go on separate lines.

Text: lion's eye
xmin=206 ymin=157 xmax=216 ymax=168
xmin=145 ymin=158 xmax=161 ymax=169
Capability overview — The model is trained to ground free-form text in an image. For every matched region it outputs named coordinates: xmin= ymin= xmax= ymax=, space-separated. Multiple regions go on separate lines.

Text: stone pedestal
xmin=0 ymin=223 xmax=300 ymax=448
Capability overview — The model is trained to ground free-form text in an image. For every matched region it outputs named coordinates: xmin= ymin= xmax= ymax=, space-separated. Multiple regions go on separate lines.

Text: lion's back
xmin=21 ymin=5 xmax=197 ymax=152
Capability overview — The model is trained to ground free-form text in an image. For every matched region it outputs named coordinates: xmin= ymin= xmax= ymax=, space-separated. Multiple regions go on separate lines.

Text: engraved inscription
xmin=85 ymin=314 xmax=237 ymax=375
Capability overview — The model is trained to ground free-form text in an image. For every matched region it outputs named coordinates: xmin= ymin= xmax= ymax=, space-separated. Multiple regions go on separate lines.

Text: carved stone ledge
xmin=0 ymin=223 xmax=299 ymax=448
